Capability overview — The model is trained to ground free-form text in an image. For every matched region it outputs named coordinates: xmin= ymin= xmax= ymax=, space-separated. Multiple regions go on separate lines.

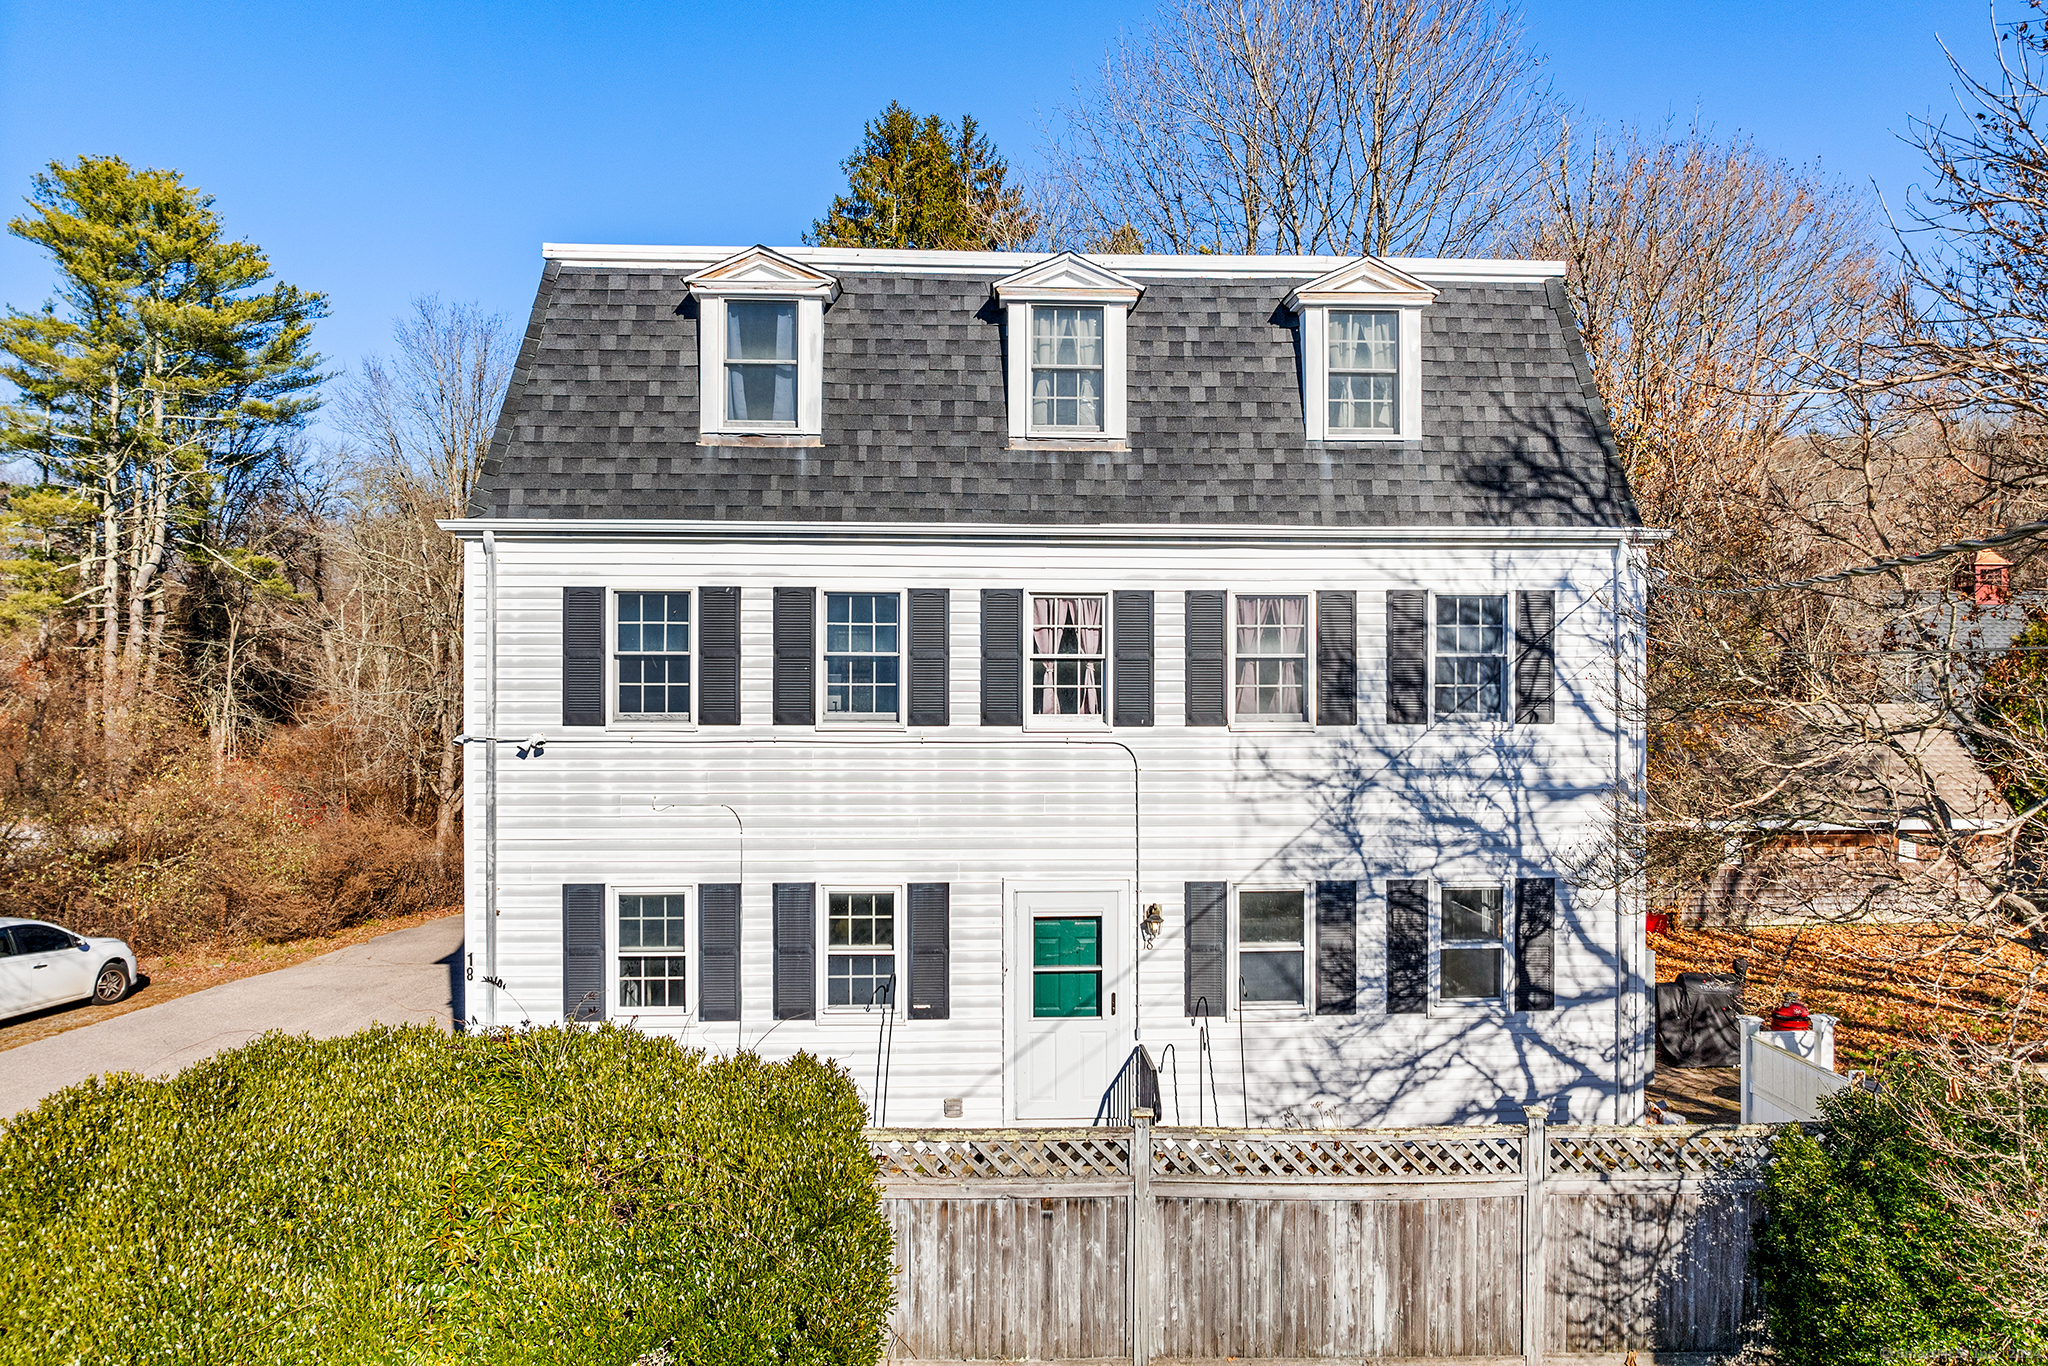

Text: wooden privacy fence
xmin=871 ymin=1112 xmax=1772 ymax=1364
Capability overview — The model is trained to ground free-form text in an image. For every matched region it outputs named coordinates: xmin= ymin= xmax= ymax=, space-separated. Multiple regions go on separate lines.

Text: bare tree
xmin=1045 ymin=0 xmax=1555 ymax=256
xmin=323 ymin=298 xmax=511 ymax=859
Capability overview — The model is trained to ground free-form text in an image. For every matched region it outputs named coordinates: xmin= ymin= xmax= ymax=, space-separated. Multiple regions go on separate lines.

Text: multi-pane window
xmin=618 ymin=894 xmax=688 ymax=1009
xmin=1032 ymin=916 xmax=1102 ymax=1017
xmin=1030 ymin=306 xmax=1104 ymax=430
xmin=726 ymin=300 xmax=798 ymax=426
xmin=827 ymin=891 xmax=896 ymax=1008
xmin=1440 ymin=887 xmax=1504 ymax=1001
xmin=1031 ymin=595 xmax=1106 ymax=717
xmin=1234 ymin=595 xmax=1309 ymax=718
xmin=825 ymin=593 xmax=900 ymax=719
xmin=1328 ymin=310 xmax=1398 ymax=434
xmin=1434 ymin=594 xmax=1506 ymax=718
xmin=1239 ymin=890 xmax=1307 ymax=1006
xmin=616 ymin=592 xmax=691 ymax=717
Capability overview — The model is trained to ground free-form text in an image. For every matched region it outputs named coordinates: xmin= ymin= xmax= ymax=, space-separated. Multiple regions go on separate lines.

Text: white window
xmin=992 ymin=253 xmax=1142 ymax=445
xmin=685 ymin=247 xmax=838 ymax=442
xmin=618 ymin=892 xmax=689 ymax=1012
xmin=1434 ymin=594 xmax=1507 ymax=718
xmin=615 ymin=591 xmax=691 ymax=720
xmin=1327 ymin=311 xmax=1399 ymax=435
xmin=1238 ymin=888 xmax=1309 ymax=1008
xmin=826 ymin=890 xmax=896 ymax=1010
xmin=1031 ymin=307 xmax=1104 ymax=430
xmin=824 ymin=592 xmax=900 ymax=721
xmin=1030 ymin=593 xmax=1107 ymax=721
xmin=1287 ymin=259 xmax=1432 ymax=443
xmin=1438 ymin=886 xmax=1505 ymax=1003
xmin=1233 ymin=594 xmax=1311 ymax=720
xmin=725 ymin=300 xmax=797 ymax=427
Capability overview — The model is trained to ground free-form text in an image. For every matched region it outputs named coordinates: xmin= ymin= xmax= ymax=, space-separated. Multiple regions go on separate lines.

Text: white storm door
xmin=1014 ymin=890 xmax=1125 ymax=1121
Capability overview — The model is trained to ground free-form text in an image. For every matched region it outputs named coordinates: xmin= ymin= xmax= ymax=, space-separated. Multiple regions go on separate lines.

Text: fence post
xmin=1738 ymin=1016 xmax=1762 ymax=1124
xmin=1522 ymin=1102 xmax=1548 ymax=1366
xmin=1130 ymin=1107 xmax=1154 ymax=1366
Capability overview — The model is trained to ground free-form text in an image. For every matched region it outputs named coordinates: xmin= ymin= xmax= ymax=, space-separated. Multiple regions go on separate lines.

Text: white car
xmin=0 ymin=918 xmax=138 ymax=1020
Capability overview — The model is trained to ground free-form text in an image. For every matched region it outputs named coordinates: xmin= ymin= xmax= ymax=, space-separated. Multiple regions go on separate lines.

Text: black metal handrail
xmin=1093 ymin=1045 xmax=1161 ymax=1125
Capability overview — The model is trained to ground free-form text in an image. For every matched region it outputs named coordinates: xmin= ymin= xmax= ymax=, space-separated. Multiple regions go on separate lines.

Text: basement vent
xmin=943 ymin=1097 xmax=964 ymax=1119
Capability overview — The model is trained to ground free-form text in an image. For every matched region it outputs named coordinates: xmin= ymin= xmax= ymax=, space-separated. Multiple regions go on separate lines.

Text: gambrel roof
xmin=468 ymin=248 xmax=1636 ymax=527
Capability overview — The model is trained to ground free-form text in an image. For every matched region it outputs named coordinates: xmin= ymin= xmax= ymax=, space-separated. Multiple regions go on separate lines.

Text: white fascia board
xmin=541 ymin=243 xmax=1567 ymax=284
xmin=439 ymin=517 xmax=1660 ymax=547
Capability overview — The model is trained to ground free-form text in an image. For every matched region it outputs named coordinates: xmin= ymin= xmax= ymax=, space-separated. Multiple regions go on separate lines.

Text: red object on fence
xmin=1768 ymin=999 xmax=1811 ymax=1031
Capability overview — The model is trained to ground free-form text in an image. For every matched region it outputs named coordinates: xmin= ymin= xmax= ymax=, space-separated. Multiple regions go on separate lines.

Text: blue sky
xmin=0 ymin=0 xmax=2000 ymax=425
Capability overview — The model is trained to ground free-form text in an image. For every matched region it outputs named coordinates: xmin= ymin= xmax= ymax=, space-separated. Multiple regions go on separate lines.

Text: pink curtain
xmin=1033 ymin=597 xmax=1106 ymax=715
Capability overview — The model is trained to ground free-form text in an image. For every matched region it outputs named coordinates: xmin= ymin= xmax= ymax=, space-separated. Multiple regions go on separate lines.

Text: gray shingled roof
xmin=468 ymin=260 xmax=1639 ymax=527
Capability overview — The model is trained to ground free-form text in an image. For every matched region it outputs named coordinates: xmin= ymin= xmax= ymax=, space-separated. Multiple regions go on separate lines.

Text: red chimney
xmin=1976 ymin=549 xmax=2012 ymax=606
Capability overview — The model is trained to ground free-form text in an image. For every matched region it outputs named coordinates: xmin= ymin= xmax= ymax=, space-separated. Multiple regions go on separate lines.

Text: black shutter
xmin=698 ymin=883 xmax=741 ymax=1021
xmin=1386 ymin=880 xmax=1429 ymax=1015
xmin=699 ymin=586 xmax=741 ymax=725
xmin=1315 ymin=880 xmax=1357 ymax=1015
xmin=773 ymin=587 xmax=815 ymax=726
xmin=1515 ymin=590 xmax=1557 ymax=725
xmin=1317 ymin=591 xmax=1357 ymax=726
xmin=1113 ymin=590 xmax=1155 ymax=726
xmin=980 ymin=589 xmax=1023 ymax=726
xmin=1184 ymin=881 xmax=1227 ymax=1017
xmin=909 ymin=589 xmax=950 ymax=726
xmin=563 ymin=883 xmax=605 ymax=1022
xmin=772 ymin=883 xmax=815 ymax=1020
xmin=1385 ymin=590 xmax=1428 ymax=725
xmin=1185 ymin=591 xmax=1226 ymax=726
xmin=1516 ymin=877 xmax=1557 ymax=1012
xmin=907 ymin=882 xmax=950 ymax=1020
xmin=563 ymin=587 xmax=605 ymax=726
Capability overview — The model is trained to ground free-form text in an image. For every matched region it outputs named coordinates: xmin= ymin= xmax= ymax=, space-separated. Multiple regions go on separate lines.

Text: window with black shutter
xmin=1112 ymin=590 xmax=1154 ymax=726
xmin=698 ymin=883 xmax=741 ymax=1021
xmin=562 ymin=588 xmax=605 ymax=726
xmin=772 ymin=882 xmax=815 ymax=1020
xmin=1315 ymin=881 xmax=1358 ymax=1014
xmin=1316 ymin=592 xmax=1357 ymax=725
xmin=1516 ymin=877 xmax=1556 ymax=1011
xmin=562 ymin=883 xmax=606 ymax=1022
xmin=980 ymin=589 xmax=1023 ymax=726
xmin=1385 ymin=880 xmax=1429 ymax=1014
xmin=698 ymin=586 xmax=741 ymax=725
xmin=1184 ymin=591 xmax=1226 ymax=726
xmin=1514 ymin=591 xmax=1557 ymax=725
xmin=907 ymin=882 xmax=950 ymax=1019
xmin=908 ymin=590 xmax=950 ymax=726
xmin=1385 ymin=590 xmax=1428 ymax=725
xmin=1184 ymin=881 xmax=1227 ymax=1017
xmin=773 ymin=587 xmax=816 ymax=726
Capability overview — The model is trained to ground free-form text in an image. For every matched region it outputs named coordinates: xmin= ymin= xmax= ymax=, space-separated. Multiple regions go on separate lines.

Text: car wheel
xmin=93 ymin=963 xmax=129 ymax=1004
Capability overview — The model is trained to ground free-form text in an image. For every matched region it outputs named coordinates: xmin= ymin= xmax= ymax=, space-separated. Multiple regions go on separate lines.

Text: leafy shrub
xmin=0 ymin=1027 xmax=893 ymax=1366
xmin=1755 ymin=1070 xmax=2047 ymax=1364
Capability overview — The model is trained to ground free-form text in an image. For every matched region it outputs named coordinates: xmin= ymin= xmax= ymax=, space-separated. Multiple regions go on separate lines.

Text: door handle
xmin=31 ymin=964 xmax=47 ymax=970
xmin=1110 ymin=992 xmax=1116 ymax=1016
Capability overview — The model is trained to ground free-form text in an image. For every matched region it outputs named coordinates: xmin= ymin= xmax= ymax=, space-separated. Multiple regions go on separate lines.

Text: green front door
xmin=1014 ymin=890 xmax=1122 ymax=1120
xmin=1032 ymin=916 xmax=1102 ymax=1018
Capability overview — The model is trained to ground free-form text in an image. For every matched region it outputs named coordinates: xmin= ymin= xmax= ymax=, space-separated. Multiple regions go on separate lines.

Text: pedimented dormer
xmin=686 ymin=247 xmax=840 ymax=443
xmin=1286 ymin=257 xmax=1436 ymax=444
xmin=992 ymin=254 xmax=1146 ymax=447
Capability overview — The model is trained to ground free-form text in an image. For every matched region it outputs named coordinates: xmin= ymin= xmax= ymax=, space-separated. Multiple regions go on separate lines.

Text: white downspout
xmin=483 ymin=529 xmax=499 ymax=1028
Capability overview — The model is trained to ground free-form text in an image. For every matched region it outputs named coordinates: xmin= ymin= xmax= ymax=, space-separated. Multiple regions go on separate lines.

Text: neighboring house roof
xmin=466 ymin=247 xmax=1638 ymax=528
xmin=1721 ymin=705 xmax=2011 ymax=832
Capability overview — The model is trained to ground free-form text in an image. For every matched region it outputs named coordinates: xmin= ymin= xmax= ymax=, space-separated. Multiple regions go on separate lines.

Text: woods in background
xmin=0 ymin=156 xmax=505 ymax=955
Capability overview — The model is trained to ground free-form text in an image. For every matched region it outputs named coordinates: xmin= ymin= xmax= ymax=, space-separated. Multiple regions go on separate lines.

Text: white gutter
xmin=483 ymin=529 xmax=499 ymax=1028
xmin=440 ymin=518 xmax=1669 ymax=549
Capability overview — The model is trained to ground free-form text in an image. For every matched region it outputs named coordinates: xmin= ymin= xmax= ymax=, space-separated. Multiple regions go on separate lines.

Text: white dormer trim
xmin=686 ymin=246 xmax=839 ymax=442
xmin=1288 ymin=257 xmax=1433 ymax=444
xmin=992 ymin=253 xmax=1144 ymax=444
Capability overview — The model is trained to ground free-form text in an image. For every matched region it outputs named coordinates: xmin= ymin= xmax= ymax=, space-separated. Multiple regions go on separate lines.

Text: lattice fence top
xmin=1149 ymin=1128 xmax=1523 ymax=1180
xmin=870 ymin=1130 xmax=1130 ymax=1182
xmin=1547 ymin=1126 xmax=1773 ymax=1179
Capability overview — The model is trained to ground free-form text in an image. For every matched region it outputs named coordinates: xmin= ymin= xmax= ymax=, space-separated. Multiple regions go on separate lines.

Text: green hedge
xmin=0 ymin=1026 xmax=894 ymax=1366
xmin=1756 ymin=1075 xmax=2045 ymax=1364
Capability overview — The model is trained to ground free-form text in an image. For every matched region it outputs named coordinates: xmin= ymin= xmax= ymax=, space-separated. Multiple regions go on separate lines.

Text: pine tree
xmin=0 ymin=156 xmax=325 ymax=749
xmin=807 ymin=103 xmax=1040 ymax=250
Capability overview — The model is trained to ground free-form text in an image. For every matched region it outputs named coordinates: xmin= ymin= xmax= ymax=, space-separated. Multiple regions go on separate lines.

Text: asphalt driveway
xmin=0 ymin=914 xmax=464 ymax=1120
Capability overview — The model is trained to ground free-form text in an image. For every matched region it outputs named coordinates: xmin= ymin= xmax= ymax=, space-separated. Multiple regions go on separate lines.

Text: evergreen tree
xmin=0 ymin=156 xmax=325 ymax=741
xmin=807 ymin=103 xmax=1040 ymax=249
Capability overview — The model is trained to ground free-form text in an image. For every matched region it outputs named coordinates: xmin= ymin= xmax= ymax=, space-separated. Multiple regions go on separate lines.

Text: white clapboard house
xmin=448 ymin=244 xmax=1653 ymax=1127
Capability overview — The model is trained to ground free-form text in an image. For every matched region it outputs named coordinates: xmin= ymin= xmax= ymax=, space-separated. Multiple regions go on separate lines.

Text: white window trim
xmin=817 ymin=588 xmax=908 ymax=731
xmin=1005 ymin=301 xmax=1129 ymax=442
xmin=1300 ymin=303 xmax=1423 ymax=443
xmin=695 ymin=294 xmax=825 ymax=440
xmin=1234 ymin=883 xmax=1316 ymax=1018
xmin=611 ymin=886 xmax=694 ymax=1021
xmin=1429 ymin=879 xmax=1513 ymax=1016
xmin=1023 ymin=591 xmax=1114 ymax=731
xmin=1427 ymin=588 xmax=1515 ymax=727
xmin=1226 ymin=589 xmax=1319 ymax=731
xmin=611 ymin=588 xmax=697 ymax=730
xmin=818 ymin=883 xmax=906 ymax=1020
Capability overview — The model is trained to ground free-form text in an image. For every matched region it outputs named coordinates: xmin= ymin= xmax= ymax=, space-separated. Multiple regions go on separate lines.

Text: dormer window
xmin=1288 ymin=259 xmax=1435 ymax=444
xmin=686 ymin=246 xmax=839 ymax=444
xmin=993 ymin=254 xmax=1143 ymax=446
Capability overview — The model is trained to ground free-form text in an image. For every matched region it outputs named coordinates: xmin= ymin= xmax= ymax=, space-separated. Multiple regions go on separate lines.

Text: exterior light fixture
xmin=1141 ymin=902 xmax=1165 ymax=947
